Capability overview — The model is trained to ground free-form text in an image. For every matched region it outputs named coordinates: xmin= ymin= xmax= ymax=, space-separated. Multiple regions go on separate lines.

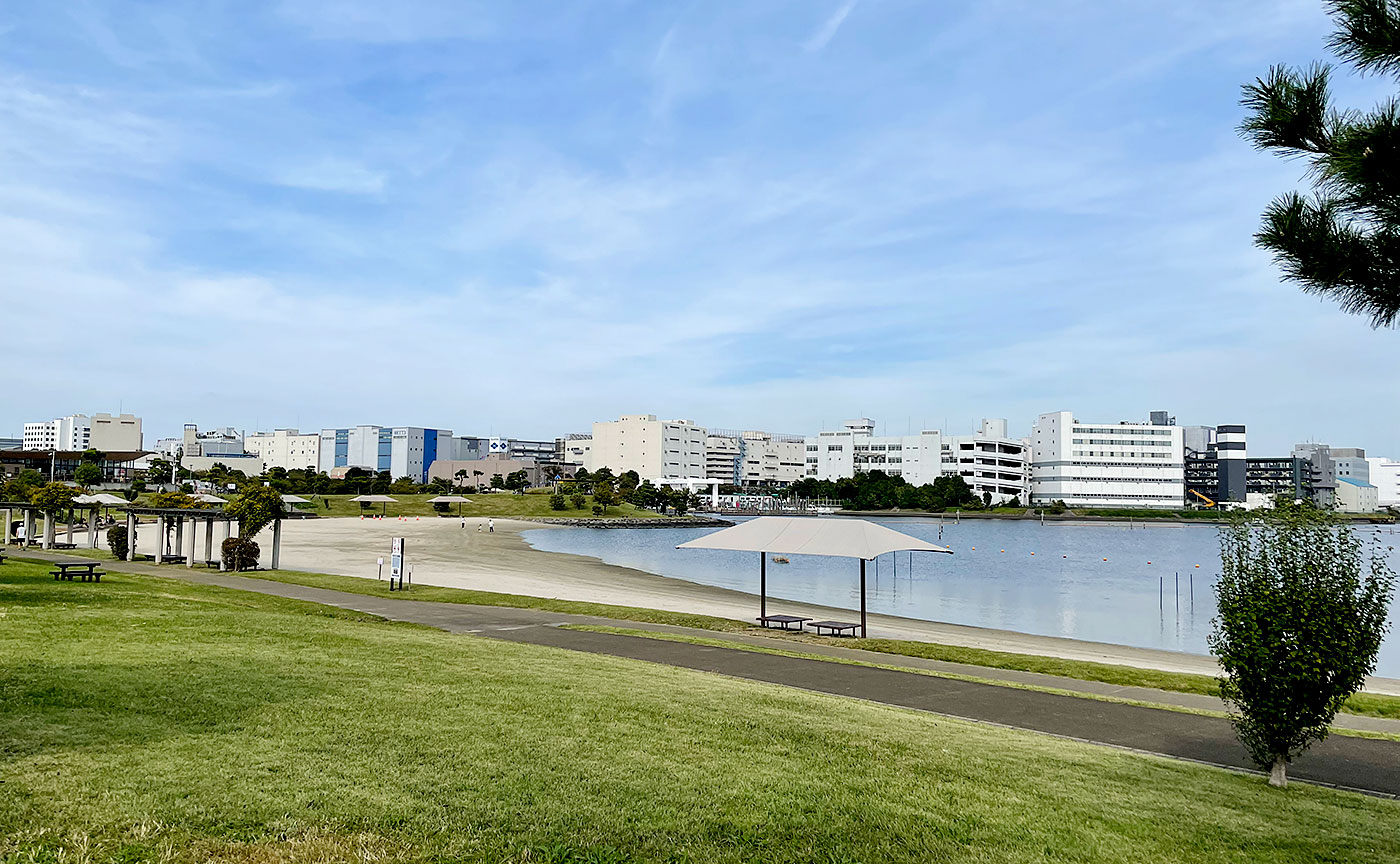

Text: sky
xmin=1 ymin=0 xmax=1396 ymax=456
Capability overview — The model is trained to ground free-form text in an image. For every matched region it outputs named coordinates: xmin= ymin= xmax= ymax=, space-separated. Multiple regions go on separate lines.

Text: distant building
xmin=317 ymin=425 xmax=454 ymax=483
xmin=485 ymin=436 xmax=556 ymax=462
xmin=428 ymin=454 xmax=554 ymax=489
xmin=90 ymin=413 xmax=142 ymax=451
xmin=1292 ymin=443 xmax=1339 ymax=507
xmin=705 ymin=429 xmax=806 ymax=487
xmin=586 ymin=415 xmax=706 ymax=478
xmin=1335 ymin=476 xmax=1380 ymax=513
xmin=1365 ymin=457 xmax=1399 ymax=507
xmin=1185 ymin=425 xmax=1313 ymax=506
xmin=0 ymin=449 xmax=147 ymax=484
xmin=1030 ymin=411 xmax=1184 ymax=509
xmin=1181 ymin=425 xmax=1217 ymax=458
xmin=176 ymin=424 xmax=261 ymax=474
xmin=804 ymin=419 xmax=944 ymax=486
xmin=940 ymin=418 xmax=1030 ymax=504
xmin=556 ymin=434 xmax=592 ymax=467
xmin=245 ymin=429 xmax=321 ymax=473
xmin=0 ymin=437 xmax=23 ymax=450
xmin=23 ymin=414 xmax=91 ymax=451
xmin=1332 ymin=447 xmax=1370 ymax=485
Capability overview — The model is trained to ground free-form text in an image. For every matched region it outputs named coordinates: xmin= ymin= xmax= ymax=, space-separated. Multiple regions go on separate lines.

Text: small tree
xmin=224 ymin=485 xmax=284 ymax=542
xmin=570 ymin=492 xmax=587 ymax=510
xmin=73 ymin=462 xmax=103 ymax=490
xmin=593 ymin=481 xmax=617 ymax=515
xmin=1210 ymin=503 xmax=1395 ymax=786
xmin=106 ymin=525 xmax=129 ymax=560
xmin=221 ymin=536 xmax=261 ymax=572
xmin=149 ymin=491 xmax=199 ymax=509
xmin=549 ymin=493 xmax=567 ymax=511
xmin=490 ymin=474 xmax=505 ymax=490
xmin=30 ymin=482 xmax=77 ymax=516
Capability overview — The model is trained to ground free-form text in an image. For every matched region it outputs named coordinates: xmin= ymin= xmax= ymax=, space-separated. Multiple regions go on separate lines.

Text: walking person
xmin=488 ymin=518 xmax=494 ymax=533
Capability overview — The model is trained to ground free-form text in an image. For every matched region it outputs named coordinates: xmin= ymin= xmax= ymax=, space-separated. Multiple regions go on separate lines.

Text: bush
xmin=432 ymin=501 xmax=450 ymax=514
xmin=549 ymin=493 xmax=567 ymax=511
xmin=221 ymin=536 xmax=261 ymax=572
xmin=106 ymin=525 xmax=128 ymax=560
xmin=571 ymin=493 xmax=587 ymax=510
xmin=591 ymin=505 xmax=604 ymax=516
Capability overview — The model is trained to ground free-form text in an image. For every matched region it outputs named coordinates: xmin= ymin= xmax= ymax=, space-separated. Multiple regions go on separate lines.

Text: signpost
xmin=389 ymin=538 xmax=405 ymax=591
xmin=377 ymin=556 xmax=384 ymax=580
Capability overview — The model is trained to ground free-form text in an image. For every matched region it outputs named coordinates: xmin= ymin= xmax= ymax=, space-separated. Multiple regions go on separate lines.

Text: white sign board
xmin=390 ymin=538 xmax=404 ymax=580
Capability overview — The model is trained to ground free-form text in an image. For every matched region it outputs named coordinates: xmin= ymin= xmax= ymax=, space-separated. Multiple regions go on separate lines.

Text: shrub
xmin=591 ymin=505 xmax=603 ymax=516
xmin=571 ymin=493 xmax=587 ymax=510
xmin=549 ymin=493 xmax=567 ymax=511
xmin=432 ymin=501 xmax=450 ymax=514
xmin=221 ymin=536 xmax=261 ymax=571
xmin=106 ymin=525 xmax=128 ymax=560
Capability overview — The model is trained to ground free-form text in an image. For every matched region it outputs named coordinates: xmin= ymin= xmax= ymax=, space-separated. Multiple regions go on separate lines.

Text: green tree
xmin=4 ymin=468 xmax=44 ymax=501
xmin=1240 ymin=0 xmax=1400 ymax=327
xmin=148 ymin=491 xmax=199 ymax=509
xmin=549 ymin=493 xmax=567 ymax=511
xmin=30 ymin=482 xmax=77 ymax=515
xmin=73 ymin=462 xmax=103 ymax=490
xmin=1209 ymin=503 xmax=1395 ymax=786
xmin=490 ymin=474 xmax=505 ymax=490
xmin=106 ymin=525 xmax=128 ymax=560
xmin=224 ymin=485 xmax=285 ymax=541
xmin=505 ymin=469 xmax=530 ymax=493
xmin=592 ymin=481 xmax=617 ymax=515
xmin=570 ymin=492 xmax=587 ymax=510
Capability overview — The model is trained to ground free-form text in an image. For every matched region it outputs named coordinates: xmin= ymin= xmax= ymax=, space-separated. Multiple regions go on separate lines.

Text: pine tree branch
xmin=1327 ymin=0 xmax=1400 ymax=78
xmin=1239 ymin=64 xmax=1336 ymax=156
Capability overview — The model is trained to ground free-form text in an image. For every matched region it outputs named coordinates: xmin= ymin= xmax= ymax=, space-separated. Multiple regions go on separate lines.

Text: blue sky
xmin=1 ymin=0 xmax=1395 ymax=455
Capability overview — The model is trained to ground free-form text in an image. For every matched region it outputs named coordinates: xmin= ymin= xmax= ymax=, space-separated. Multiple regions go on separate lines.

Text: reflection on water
xmin=523 ymin=517 xmax=1400 ymax=675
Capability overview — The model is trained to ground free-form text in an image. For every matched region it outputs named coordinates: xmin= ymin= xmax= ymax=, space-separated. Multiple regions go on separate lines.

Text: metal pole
xmin=760 ymin=552 xmax=767 ymax=621
xmin=860 ymin=559 xmax=868 ymax=638
xmin=1159 ymin=575 xmax=1163 ymax=612
xmin=1190 ymin=572 xmax=1194 ymax=611
xmin=1175 ymin=572 xmax=1179 ymax=614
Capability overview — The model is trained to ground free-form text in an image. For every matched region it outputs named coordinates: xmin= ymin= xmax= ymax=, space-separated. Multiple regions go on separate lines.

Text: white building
xmin=705 ymin=430 xmax=807 ymax=487
xmin=1365 ymin=457 xmax=1399 ymax=507
xmin=586 ymin=414 xmax=706 ymax=478
xmin=177 ymin=424 xmax=262 ymax=474
xmin=23 ymin=414 xmax=91 ymax=451
xmin=1030 ymin=411 xmax=1184 ymax=509
xmin=804 ymin=419 xmax=944 ymax=486
xmin=245 ymin=429 xmax=322 ymax=473
xmin=1332 ymin=448 xmax=1370 ymax=485
xmin=318 ymin=425 xmax=455 ymax=483
xmin=941 ymin=419 xmax=1031 ymax=504
xmin=90 ymin=413 xmax=143 ymax=451
xmin=1335 ymin=477 xmax=1380 ymax=513
xmin=557 ymin=434 xmax=593 ymax=467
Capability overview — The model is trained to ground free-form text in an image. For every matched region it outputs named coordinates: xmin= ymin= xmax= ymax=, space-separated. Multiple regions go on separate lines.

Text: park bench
xmin=756 ymin=614 xmax=811 ymax=631
xmin=807 ymin=620 xmax=861 ymax=637
xmin=49 ymin=561 xmax=104 ymax=582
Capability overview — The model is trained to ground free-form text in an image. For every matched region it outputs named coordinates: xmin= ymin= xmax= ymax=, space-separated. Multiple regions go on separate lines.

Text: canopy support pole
xmin=759 ymin=552 xmax=767 ymax=621
xmin=860 ymin=558 xmax=868 ymax=638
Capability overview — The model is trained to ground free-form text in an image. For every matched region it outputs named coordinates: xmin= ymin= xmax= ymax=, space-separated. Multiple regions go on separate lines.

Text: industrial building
xmin=1030 ymin=412 xmax=1184 ymax=509
xmin=804 ymin=419 xmax=944 ymax=486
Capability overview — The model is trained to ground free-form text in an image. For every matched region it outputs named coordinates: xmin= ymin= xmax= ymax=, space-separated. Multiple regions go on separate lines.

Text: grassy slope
xmin=2 ymin=560 xmax=1397 ymax=864
xmin=233 ymin=567 xmax=1400 ymax=720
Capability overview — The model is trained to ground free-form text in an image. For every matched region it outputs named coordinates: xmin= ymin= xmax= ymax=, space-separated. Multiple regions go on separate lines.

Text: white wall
xmin=1030 ymin=411 xmax=1184 ymax=509
xmin=1366 ymin=457 xmax=1399 ymax=507
xmin=804 ymin=419 xmax=943 ymax=485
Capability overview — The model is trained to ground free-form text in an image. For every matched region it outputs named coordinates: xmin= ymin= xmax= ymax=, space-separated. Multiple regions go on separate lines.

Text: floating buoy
xmin=971 ymin=546 xmax=976 ymax=550
xmin=1062 ymin=555 xmax=1067 ymax=558
xmin=1147 ymin=561 xmax=1152 ymax=565
xmin=1030 ymin=552 xmax=1035 ymax=556
xmin=1103 ymin=557 xmax=1108 ymax=561
xmin=1195 ymin=564 xmax=1200 ymax=568
xmin=1000 ymin=549 xmax=1005 ymax=553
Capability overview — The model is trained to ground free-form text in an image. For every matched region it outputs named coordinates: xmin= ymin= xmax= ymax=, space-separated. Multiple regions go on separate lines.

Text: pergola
xmin=427 ymin=495 xmax=471 ymax=516
xmin=118 ymin=506 xmax=280 ymax=571
xmin=677 ymin=516 xmax=952 ymax=637
xmin=351 ymin=494 xmax=397 ymax=516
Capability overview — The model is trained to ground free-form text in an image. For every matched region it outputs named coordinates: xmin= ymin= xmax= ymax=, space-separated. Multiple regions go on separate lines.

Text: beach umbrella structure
xmin=427 ymin=495 xmax=471 ymax=516
xmin=350 ymin=494 xmax=398 ymax=516
xmin=72 ymin=493 xmax=132 ymax=548
xmin=677 ymin=516 xmax=952 ymax=637
xmin=194 ymin=493 xmax=228 ymax=504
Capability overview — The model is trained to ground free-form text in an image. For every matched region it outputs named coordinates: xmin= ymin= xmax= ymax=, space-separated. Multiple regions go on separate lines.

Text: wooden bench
xmin=757 ymin=614 xmax=811 ymax=631
xmin=807 ymin=620 xmax=861 ymax=637
xmin=49 ymin=561 xmax=104 ymax=582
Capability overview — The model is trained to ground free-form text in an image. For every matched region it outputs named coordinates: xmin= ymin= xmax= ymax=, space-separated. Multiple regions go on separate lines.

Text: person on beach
xmin=488 ymin=518 xmax=494 ymax=533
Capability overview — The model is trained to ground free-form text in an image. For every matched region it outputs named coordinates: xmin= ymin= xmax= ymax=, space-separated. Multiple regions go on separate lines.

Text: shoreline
xmin=245 ymin=517 xmax=1400 ymax=694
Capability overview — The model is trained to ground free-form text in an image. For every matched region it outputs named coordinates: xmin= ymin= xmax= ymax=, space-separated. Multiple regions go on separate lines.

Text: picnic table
xmin=757 ymin=614 xmax=811 ymax=631
xmin=49 ymin=561 xmax=104 ymax=582
xmin=807 ymin=620 xmax=861 ymax=637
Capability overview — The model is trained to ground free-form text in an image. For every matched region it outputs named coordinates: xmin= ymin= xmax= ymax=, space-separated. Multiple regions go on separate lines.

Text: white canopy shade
xmin=677 ymin=516 xmax=951 ymax=560
xmin=194 ymin=493 xmax=228 ymax=504
xmin=75 ymin=493 xmax=128 ymax=506
xmin=280 ymin=494 xmax=311 ymax=504
xmin=350 ymin=494 xmax=398 ymax=503
xmin=427 ymin=495 xmax=471 ymax=503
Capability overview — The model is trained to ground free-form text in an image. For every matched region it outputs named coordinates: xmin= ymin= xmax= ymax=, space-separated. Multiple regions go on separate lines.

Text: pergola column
xmin=186 ymin=518 xmax=198 ymax=568
xmin=3 ymin=508 xmax=11 ymax=545
xmin=219 ymin=520 xmax=231 ymax=571
xmin=87 ymin=508 xmax=99 ymax=549
xmin=126 ymin=511 xmax=137 ymax=561
xmin=66 ymin=511 xmax=75 ymax=546
xmin=205 ymin=519 xmax=214 ymax=567
xmin=860 ymin=558 xmax=868 ymax=639
xmin=41 ymin=513 xmax=53 ymax=550
xmin=154 ymin=515 xmax=166 ymax=564
xmin=270 ymin=518 xmax=282 ymax=570
xmin=174 ymin=517 xmax=184 ymax=559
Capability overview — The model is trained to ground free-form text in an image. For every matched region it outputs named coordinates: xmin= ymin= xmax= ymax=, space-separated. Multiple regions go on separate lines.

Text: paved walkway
xmin=18 ymin=552 xmax=1400 ymax=796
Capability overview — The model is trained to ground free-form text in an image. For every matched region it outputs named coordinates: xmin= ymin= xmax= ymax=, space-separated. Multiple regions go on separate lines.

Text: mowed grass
xmin=238 ymin=568 xmax=1400 ymax=719
xmin=291 ymin=491 xmax=666 ymax=519
xmin=3 ymin=561 xmax=1400 ymax=863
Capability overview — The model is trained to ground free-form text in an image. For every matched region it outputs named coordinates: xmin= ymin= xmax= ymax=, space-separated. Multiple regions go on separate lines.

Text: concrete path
xmin=17 ymin=552 xmax=1400 ymax=796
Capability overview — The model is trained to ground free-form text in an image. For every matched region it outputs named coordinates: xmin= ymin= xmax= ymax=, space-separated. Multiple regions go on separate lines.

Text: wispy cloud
xmin=804 ymin=0 xmax=858 ymax=52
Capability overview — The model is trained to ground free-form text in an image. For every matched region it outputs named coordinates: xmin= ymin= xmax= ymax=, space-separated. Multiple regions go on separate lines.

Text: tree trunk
xmin=1269 ymin=757 xmax=1287 ymax=788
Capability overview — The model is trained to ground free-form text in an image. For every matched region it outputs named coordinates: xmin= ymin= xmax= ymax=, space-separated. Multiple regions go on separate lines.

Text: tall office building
xmin=585 ymin=415 xmax=707 ymax=478
xmin=804 ymin=419 xmax=944 ymax=486
xmin=1030 ymin=411 xmax=1184 ymax=509
xmin=318 ymin=426 xmax=454 ymax=483
xmin=940 ymin=419 xmax=1030 ymax=503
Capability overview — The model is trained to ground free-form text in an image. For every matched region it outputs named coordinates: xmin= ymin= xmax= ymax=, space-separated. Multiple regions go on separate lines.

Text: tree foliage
xmin=224 ymin=485 xmax=284 ymax=540
xmin=148 ymin=491 xmax=200 ymax=509
xmin=29 ymin=482 xmax=77 ymax=514
xmin=73 ymin=462 xmax=103 ymax=490
xmin=1209 ymin=502 xmax=1395 ymax=786
xmin=3 ymin=469 xmax=44 ymax=501
xmin=1240 ymin=0 xmax=1400 ymax=327
xmin=221 ymin=536 xmax=261 ymax=571
xmin=592 ymin=481 xmax=618 ymax=515
xmin=789 ymin=471 xmax=979 ymax=512
xmin=106 ymin=525 xmax=129 ymax=560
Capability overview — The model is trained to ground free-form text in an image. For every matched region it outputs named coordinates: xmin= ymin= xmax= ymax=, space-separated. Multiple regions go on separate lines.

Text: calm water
xmin=523 ymin=517 xmax=1400 ymax=676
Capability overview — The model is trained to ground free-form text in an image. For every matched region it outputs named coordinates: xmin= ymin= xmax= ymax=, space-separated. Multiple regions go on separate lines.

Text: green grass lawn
xmin=3 ymin=559 xmax=1399 ymax=863
xmin=287 ymin=490 xmax=667 ymax=520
